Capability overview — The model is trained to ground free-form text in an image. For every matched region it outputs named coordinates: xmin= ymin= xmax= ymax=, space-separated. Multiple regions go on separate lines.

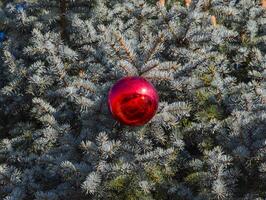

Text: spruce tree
xmin=0 ymin=0 xmax=265 ymax=199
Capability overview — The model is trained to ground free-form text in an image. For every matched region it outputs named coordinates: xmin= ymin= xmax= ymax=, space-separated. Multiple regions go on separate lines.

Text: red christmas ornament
xmin=108 ymin=76 xmax=159 ymax=126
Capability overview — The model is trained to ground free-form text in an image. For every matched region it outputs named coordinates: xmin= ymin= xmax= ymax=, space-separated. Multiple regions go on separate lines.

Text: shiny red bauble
xmin=108 ymin=76 xmax=159 ymax=126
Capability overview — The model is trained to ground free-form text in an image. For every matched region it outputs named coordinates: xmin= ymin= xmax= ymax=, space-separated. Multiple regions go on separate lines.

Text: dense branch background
xmin=0 ymin=0 xmax=265 ymax=200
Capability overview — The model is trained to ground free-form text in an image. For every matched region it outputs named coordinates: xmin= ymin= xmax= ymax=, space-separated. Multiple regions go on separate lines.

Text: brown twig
xmin=211 ymin=15 xmax=217 ymax=27
xmin=140 ymin=63 xmax=159 ymax=75
xmin=110 ymin=43 xmax=124 ymax=60
xmin=158 ymin=0 xmax=166 ymax=7
xmin=262 ymin=0 xmax=266 ymax=8
xmin=59 ymin=0 xmax=68 ymax=41
xmin=114 ymin=32 xmax=135 ymax=63
xmin=203 ymin=0 xmax=211 ymax=11
xmin=185 ymin=0 xmax=192 ymax=8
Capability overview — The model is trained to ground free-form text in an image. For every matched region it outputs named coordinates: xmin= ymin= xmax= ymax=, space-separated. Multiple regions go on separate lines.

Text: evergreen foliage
xmin=0 ymin=0 xmax=265 ymax=199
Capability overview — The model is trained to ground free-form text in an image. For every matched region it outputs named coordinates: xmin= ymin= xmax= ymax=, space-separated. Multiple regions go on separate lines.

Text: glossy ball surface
xmin=108 ymin=76 xmax=159 ymax=126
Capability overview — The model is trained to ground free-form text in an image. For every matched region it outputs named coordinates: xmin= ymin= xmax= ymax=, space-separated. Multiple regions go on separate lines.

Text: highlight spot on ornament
xmin=108 ymin=76 xmax=159 ymax=126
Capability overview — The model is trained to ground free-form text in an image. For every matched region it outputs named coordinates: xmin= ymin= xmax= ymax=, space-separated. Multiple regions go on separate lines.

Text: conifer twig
xmin=72 ymin=82 xmax=96 ymax=94
xmin=114 ymin=32 xmax=135 ymax=64
xmin=110 ymin=43 xmax=123 ymax=60
xmin=59 ymin=72 xmax=68 ymax=87
xmin=203 ymin=0 xmax=211 ymax=11
xmin=59 ymin=0 xmax=68 ymax=41
xmin=159 ymin=10 xmax=178 ymax=40
xmin=143 ymin=33 xmax=165 ymax=64
xmin=117 ymin=61 xmax=137 ymax=76
xmin=140 ymin=63 xmax=159 ymax=76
